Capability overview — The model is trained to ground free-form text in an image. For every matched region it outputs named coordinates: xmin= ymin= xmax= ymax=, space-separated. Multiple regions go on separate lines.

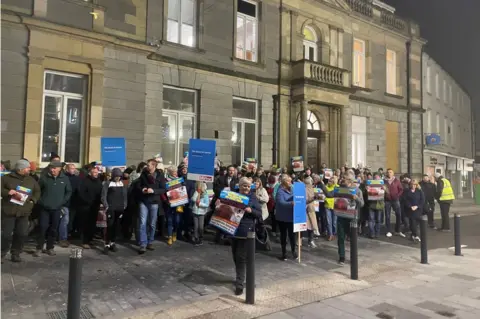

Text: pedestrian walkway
xmin=2 ymin=230 xmax=478 ymax=319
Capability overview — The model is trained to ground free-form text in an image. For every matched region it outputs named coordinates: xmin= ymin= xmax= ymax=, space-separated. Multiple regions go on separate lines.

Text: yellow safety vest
xmin=439 ymin=178 xmax=455 ymax=201
xmin=325 ymin=184 xmax=337 ymax=209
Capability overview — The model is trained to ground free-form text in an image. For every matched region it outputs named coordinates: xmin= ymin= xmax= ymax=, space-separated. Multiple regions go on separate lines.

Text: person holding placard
xmin=275 ymin=174 xmax=296 ymax=261
xmin=1 ymin=159 xmax=41 ymax=262
xmin=364 ymin=172 xmax=387 ymax=239
xmin=324 ymin=176 xmax=339 ymax=241
xmin=190 ymin=181 xmax=209 ymax=246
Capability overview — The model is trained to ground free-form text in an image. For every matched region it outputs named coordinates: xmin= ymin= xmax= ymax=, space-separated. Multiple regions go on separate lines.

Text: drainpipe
xmin=273 ymin=0 xmax=283 ymax=166
xmin=420 ymin=45 xmax=425 ymax=175
xmin=406 ymin=40 xmax=412 ymax=176
xmin=272 ymin=95 xmax=279 ymax=165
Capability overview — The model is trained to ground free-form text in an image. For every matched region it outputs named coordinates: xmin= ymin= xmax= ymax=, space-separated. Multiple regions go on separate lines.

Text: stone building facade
xmin=422 ymin=52 xmax=474 ymax=198
xmin=1 ymin=0 xmax=424 ymax=175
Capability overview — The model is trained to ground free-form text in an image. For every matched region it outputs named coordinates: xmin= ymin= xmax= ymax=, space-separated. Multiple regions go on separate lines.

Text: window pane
xmin=238 ymin=0 xmax=256 ymax=17
xmin=181 ymin=0 xmax=195 ymax=25
xmin=167 ymin=20 xmax=179 ymax=43
xmin=245 ymin=19 xmax=257 ymax=62
xmin=64 ymin=98 xmax=82 ymax=163
xmin=42 ymin=96 xmax=62 ymax=162
xmin=163 ymin=87 xmax=195 ymax=112
xmin=303 ymin=27 xmax=316 ymax=42
xmin=161 ymin=113 xmax=177 ymax=165
xmin=232 ymin=121 xmax=242 ymax=165
xmin=233 ymin=98 xmax=256 ymax=120
xmin=168 ymin=0 xmax=179 ymax=20
xmin=244 ymin=122 xmax=256 ymax=159
xmin=44 ymin=73 xmax=85 ymax=94
xmin=179 ymin=115 xmax=194 ymax=162
xmin=353 ymin=39 xmax=364 ymax=53
xmin=181 ymin=24 xmax=194 ymax=47
xmin=236 ymin=16 xmax=245 ymax=59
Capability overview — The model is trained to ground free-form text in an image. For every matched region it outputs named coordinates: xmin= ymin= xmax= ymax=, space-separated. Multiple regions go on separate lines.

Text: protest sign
xmin=293 ymin=182 xmax=307 ymax=232
xmin=333 ymin=187 xmax=358 ymax=219
xmin=366 ymin=180 xmax=385 ymax=201
xmin=101 ymin=137 xmax=126 ymax=167
xmin=313 ymin=187 xmax=324 ymax=213
xmin=187 ymin=139 xmax=216 ymax=182
xmin=10 ymin=186 xmax=32 ymax=206
xmin=291 ymin=156 xmax=304 ymax=172
xmin=207 ymin=189 xmax=214 ymax=203
xmin=245 ymin=158 xmax=257 ymax=171
xmin=210 ymin=190 xmax=249 ymax=236
xmin=324 ymin=169 xmax=333 ymax=180
xmin=166 ymin=177 xmax=189 ymax=207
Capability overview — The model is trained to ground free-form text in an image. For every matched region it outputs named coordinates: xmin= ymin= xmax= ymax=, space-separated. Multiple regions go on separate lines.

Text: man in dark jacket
xmin=35 ymin=161 xmax=72 ymax=256
xmin=76 ymin=166 xmax=103 ymax=248
xmin=420 ymin=174 xmax=437 ymax=228
xmin=214 ymin=166 xmax=239 ymax=197
xmin=136 ymin=159 xmax=166 ymax=254
xmin=384 ymin=168 xmax=404 ymax=238
xmin=58 ymin=163 xmax=80 ymax=247
xmin=1 ymin=159 xmax=41 ymax=262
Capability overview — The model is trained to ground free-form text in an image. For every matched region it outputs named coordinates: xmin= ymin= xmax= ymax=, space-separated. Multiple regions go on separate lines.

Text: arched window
xmin=303 ymin=26 xmax=318 ymax=61
xmin=297 ymin=110 xmax=321 ymax=131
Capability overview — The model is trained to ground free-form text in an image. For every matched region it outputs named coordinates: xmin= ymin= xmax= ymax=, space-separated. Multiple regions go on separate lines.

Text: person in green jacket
xmin=35 ymin=161 xmax=72 ymax=257
xmin=364 ymin=172 xmax=387 ymax=239
xmin=1 ymin=159 xmax=41 ymax=262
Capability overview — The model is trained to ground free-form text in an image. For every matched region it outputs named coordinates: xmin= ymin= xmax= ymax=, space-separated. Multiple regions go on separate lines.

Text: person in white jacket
xmin=253 ymin=177 xmax=269 ymax=221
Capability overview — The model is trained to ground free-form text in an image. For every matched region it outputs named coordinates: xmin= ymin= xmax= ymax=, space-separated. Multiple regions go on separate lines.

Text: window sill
xmin=62 ymin=0 xmax=105 ymax=10
xmin=352 ymin=85 xmax=375 ymax=93
xmin=160 ymin=40 xmax=206 ymax=54
xmin=384 ymin=92 xmax=404 ymax=99
xmin=231 ymin=57 xmax=266 ymax=70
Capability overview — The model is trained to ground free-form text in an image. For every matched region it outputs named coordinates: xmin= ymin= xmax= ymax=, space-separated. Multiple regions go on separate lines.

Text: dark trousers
xmin=78 ymin=206 xmax=98 ymax=245
xmin=385 ymin=200 xmax=404 ymax=233
xmin=278 ymin=221 xmax=295 ymax=257
xmin=409 ymin=211 xmax=422 ymax=237
xmin=231 ymin=238 xmax=247 ymax=289
xmin=425 ymin=200 xmax=435 ymax=226
xmin=2 ymin=215 xmax=29 ymax=256
xmin=337 ymin=217 xmax=351 ymax=258
xmin=106 ymin=209 xmax=123 ymax=244
xmin=268 ymin=209 xmax=277 ymax=233
xmin=37 ymin=209 xmax=62 ymax=250
xmin=439 ymin=202 xmax=451 ymax=230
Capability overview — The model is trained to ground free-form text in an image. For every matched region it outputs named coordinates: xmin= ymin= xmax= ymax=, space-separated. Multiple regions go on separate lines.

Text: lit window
xmin=236 ymin=0 xmax=258 ymax=62
xmin=351 ymin=116 xmax=367 ymax=167
xmin=297 ymin=110 xmax=321 ymax=131
xmin=353 ymin=38 xmax=366 ymax=87
xmin=303 ymin=26 xmax=317 ymax=61
xmin=167 ymin=0 xmax=196 ymax=47
xmin=162 ymin=86 xmax=196 ymax=165
xmin=232 ymin=98 xmax=258 ymax=165
xmin=386 ymin=49 xmax=396 ymax=94
xmin=41 ymin=71 xmax=86 ymax=165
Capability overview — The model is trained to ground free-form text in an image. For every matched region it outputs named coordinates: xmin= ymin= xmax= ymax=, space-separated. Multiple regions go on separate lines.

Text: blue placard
xmin=425 ymin=133 xmax=441 ymax=145
xmin=187 ymin=139 xmax=217 ymax=182
xmin=293 ymin=182 xmax=307 ymax=232
xmin=101 ymin=137 xmax=126 ymax=167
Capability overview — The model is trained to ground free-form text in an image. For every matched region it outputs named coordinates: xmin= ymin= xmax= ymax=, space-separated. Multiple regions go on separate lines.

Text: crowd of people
xmin=1 ymin=153 xmax=455 ymax=295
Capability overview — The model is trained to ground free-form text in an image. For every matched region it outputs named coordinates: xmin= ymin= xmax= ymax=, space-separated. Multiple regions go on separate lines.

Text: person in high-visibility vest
xmin=434 ymin=173 xmax=455 ymax=231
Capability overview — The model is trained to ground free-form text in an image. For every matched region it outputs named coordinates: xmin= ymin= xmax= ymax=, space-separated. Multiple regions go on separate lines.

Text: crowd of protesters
xmin=1 ymin=153 xmax=455 ymax=294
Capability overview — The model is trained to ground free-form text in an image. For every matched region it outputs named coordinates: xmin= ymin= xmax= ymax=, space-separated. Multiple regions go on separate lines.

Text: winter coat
xmin=137 ymin=170 xmax=167 ymax=205
xmin=275 ymin=186 xmax=294 ymax=223
xmin=190 ymin=191 xmax=210 ymax=215
xmin=213 ymin=175 xmax=238 ymax=197
xmin=419 ymin=181 xmax=436 ymax=202
xmin=235 ymin=192 xmax=262 ymax=238
xmin=255 ymin=186 xmax=269 ymax=220
xmin=384 ymin=177 xmax=403 ymax=201
xmin=76 ymin=175 xmax=103 ymax=208
xmin=101 ymin=180 xmax=128 ymax=211
xmin=38 ymin=172 xmax=72 ymax=210
xmin=1 ymin=172 xmax=41 ymax=217
xmin=404 ymin=188 xmax=425 ymax=217
xmin=65 ymin=172 xmax=80 ymax=207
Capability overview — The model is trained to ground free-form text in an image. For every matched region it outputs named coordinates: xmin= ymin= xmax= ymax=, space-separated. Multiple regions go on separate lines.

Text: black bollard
xmin=245 ymin=231 xmax=256 ymax=305
xmin=350 ymin=220 xmax=358 ymax=280
xmin=67 ymin=248 xmax=83 ymax=319
xmin=420 ymin=215 xmax=428 ymax=264
xmin=454 ymin=214 xmax=462 ymax=256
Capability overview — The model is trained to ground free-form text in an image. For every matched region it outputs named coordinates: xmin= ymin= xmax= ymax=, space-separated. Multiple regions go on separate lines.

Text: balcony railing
xmin=292 ymin=60 xmax=350 ymax=88
xmin=346 ymin=0 xmax=373 ymax=17
xmin=381 ymin=11 xmax=406 ymax=31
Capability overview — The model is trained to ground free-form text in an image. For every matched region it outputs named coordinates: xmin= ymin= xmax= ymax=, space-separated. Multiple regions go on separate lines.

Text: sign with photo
xmin=291 ymin=156 xmax=304 ymax=172
xmin=210 ymin=190 xmax=250 ymax=236
xmin=10 ymin=186 xmax=32 ymax=206
xmin=333 ymin=187 xmax=358 ymax=219
xmin=324 ymin=169 xmax=333 ymax=180
xmin=166 ymin=177 xmax=189 ymax=208
xmin=313 ymin=187 xmax=324 ymax=213
xmin=366 ymin=180 xmax=385 ymax=201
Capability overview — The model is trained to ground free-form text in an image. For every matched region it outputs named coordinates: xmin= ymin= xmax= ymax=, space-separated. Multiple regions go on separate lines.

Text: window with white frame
xmin=426 ymin=109 xmax=431 ymax=133
xmin=436 ymin=113 xmax=440 ymax=133
xmin=351 ymin=115 xmax=367 ymax=167
xmin=435 ymin=73 xmax=439 ymax=99
xmin=303 ymin=26 xmax=318 ymax=61
xmin=232 ymin=98 xmax=258 ymax=165
xmin=167 ymin=0 xmax=196 ymax=47
xmin=161 ymin=86 xmax=196 ymax=165
xmin=444 ymin=117 xmax=448 ymax=143
xmin=353 ymin=38 xmax=366 ymax=87
xmin=443 ymin=80 xmax=447 ymax=102
xmin=236 ymin=0 xmax=258 ymax=62
xmin=41 ymin=71 xmax=86 ymax=166
xmin=386 ymin=49 xmax=396 ymax=94
xmin=425 ymin=65 xmax=431 ymax=94
xmin=449 ymin=85 xmax=452 ymax=105
xmin=450 ymin=119 xmax=454 ymax=145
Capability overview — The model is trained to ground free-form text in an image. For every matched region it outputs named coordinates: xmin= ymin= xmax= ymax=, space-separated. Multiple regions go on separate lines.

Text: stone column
xmin=299 ymin=101 xmax=308 ymax=166
xmin=329 ymin=107 xmax=338 ymax=168
xmin=339 ymin=106 xmax=347 ymax=166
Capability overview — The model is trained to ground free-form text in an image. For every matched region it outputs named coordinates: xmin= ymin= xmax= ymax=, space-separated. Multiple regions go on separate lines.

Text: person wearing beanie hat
xmin=49 ymin=152 xmax=60 ymax=162
xmin=100 ymin=167 xmax=127 ymax=254
xmin=1 ymin=159 xmax=41 ymax=262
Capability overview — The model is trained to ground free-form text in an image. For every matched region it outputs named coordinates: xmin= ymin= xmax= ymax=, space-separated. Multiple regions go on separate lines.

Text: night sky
xmin=383 ymin=0 xmax=480 ymax=152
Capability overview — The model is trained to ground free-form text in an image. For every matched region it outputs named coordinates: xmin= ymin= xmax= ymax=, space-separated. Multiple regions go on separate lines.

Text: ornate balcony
xmin=381 ymin=10 xmax=406 ymax=31
xmin=346 ymin=0 xmax=373 ymax=17
xmin=292 ymin=60 xmax=351 ymax=89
